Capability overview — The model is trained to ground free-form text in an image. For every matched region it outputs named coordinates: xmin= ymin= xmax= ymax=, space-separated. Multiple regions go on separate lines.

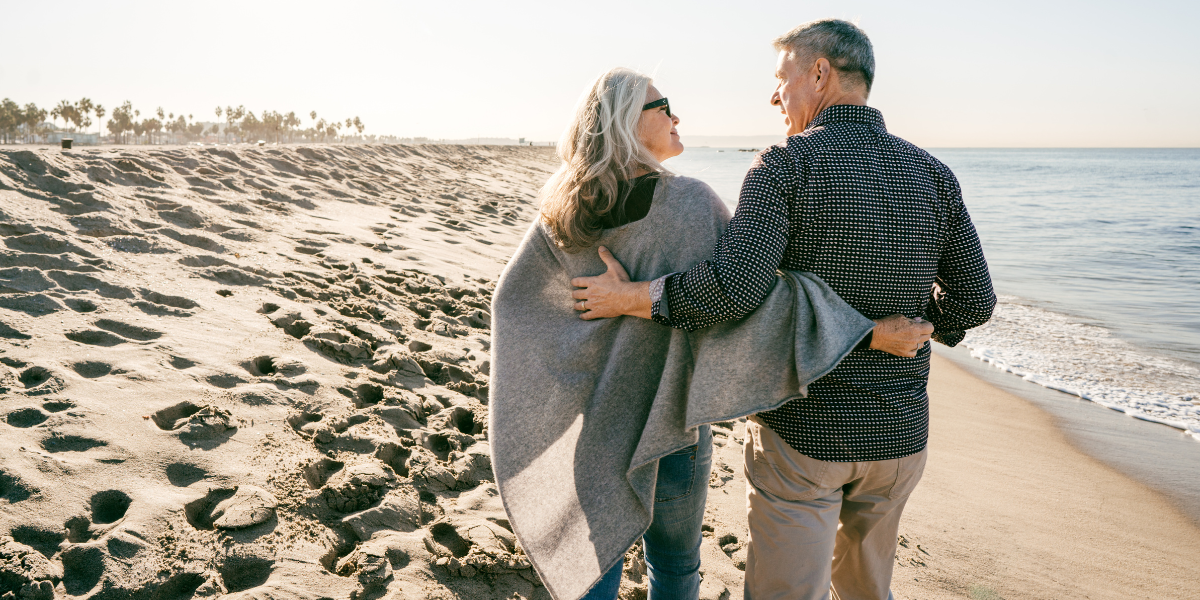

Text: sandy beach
xmin=1 ymin=144 xmax=1197 ymax=600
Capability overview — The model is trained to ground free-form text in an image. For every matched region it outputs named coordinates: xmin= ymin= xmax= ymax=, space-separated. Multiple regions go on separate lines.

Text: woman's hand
xmin=570 ymin=247 xmax=652 ymax=320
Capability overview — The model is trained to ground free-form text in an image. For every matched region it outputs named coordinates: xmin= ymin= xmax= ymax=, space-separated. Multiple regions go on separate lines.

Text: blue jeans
xmin=582 ymin=425 xmax=713 ymax=600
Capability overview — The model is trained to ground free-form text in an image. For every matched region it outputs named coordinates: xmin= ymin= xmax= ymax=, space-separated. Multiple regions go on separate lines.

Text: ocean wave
xmin=962 ymin=296 xmax=1200 ymax=440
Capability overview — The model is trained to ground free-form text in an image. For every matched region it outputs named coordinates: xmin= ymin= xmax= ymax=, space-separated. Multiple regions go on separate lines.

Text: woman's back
xmin=489 ymin=174 xmax=728 ymax=600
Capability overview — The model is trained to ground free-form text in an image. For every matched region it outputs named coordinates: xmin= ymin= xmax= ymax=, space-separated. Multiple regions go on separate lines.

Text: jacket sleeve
xmin=652 ymin=155 xmax=790 ymax=331
xmin=925 ymin=172 xmax=996 ymax=346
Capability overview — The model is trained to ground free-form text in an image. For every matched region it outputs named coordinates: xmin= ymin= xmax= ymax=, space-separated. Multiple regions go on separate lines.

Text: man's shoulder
xmin=780 ymin=122 xmax=956 ymax=177
xmin=881 ymin=133 xmax=956 ymax=177
xmin=752 ymin=139 xmax=805 ymax=174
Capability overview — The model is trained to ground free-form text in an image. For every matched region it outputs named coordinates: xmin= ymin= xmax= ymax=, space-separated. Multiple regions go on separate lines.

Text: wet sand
xmin=890 ymin=353 xmax=1200 ymax=600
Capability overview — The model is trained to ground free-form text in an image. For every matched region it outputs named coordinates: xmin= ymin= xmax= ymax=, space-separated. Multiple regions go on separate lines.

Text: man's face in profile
xmin=772 ymin=50 xmax=815 ymax=136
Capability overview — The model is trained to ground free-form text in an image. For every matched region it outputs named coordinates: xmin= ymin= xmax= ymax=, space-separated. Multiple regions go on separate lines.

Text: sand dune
xmin=0 ymin=144 xmax=591 ymax=600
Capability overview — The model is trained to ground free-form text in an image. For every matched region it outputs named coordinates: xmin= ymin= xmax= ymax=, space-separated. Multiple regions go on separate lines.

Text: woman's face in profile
xmin=638 ymin=85 xmax=683 ymax=162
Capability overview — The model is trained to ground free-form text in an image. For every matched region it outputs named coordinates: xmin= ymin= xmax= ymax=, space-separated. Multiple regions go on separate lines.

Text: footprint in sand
xmin=94 ymin=318 xmax=163 ymax=341
xmin=286 ymin=411 xmax=329 ymax=440
xmin=151 ymin=401 xmax=236 ymax=441
xmin=185 ymin=487 xmax=278 ymax=532
xmin=218 ymin=555 xmax=273 ymax=593
xmin=177 ymin=255 xmax=233 ymax=268
xmin=65 ymin=329 xmax=127 ymax=347
xmin=17 ymin=366 xmax=64 ymax=395
xmin=204 ymin=372 xmax=247 ymax=389
xmin=378 ymin=443 xmax=416 ymax=479
xmin=267 ymin=311 xmax=312 ymax=339
xmin=41 ymin=434 xmax=108 ymax=453
xmin=295 ymin=245 xmax=325 ymax=256
xmin=165 ymin=463 xmax=208 ymax=487
xmin=46 ymin=271 xmax=132 ymax=299
xmin=63 ymin=298 xmax=98 ymax=313
xmin=301 ymin=457 xmax=345 ymax=489
xmin=150 ymin=401 xmax=202 ymax=431
xmin=61 ymin=544 xmax=104 ymax=595
xmin=10 ymin=524 xmax=65 ymax=558
xmin=6 ymin=407 xmax=50 ymax=428
xmin=238 ymin=356 xmax=280 ymax=379
xmin=353 ymin=383 xmax=384 ymax=409
xmin=70 ymin=361 xmax=113 ymax=378
xmin=0 ymin=293 xmax=65 ymax=316
xmin=168 ymin=356 xmax=198 ymax=369
xmin=134 ymin=288 xmax=199 ymax=317
xmin=150 ymin=573 xmax=207 ymax=600
xmin=0 ymin=320 xmax=31 ymax=340
xmin=90 ymin=489 xmax=132 ymax=525
xmin=0 ymin=468 xmax=35 ymax=502
xmin=65 ymin=318 xmax=163 ymax=347
xmin=42 ymin=400 xmax=74 ymax=413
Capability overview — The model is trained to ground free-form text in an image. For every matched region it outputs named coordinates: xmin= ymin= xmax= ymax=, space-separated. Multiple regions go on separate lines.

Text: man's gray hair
xmin=773 ymin=19 xmax=875 ymax=94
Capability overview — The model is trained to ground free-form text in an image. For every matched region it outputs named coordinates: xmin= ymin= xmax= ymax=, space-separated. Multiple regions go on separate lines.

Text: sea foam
xmin=962 ymin=296 xmax=1200 ymax=440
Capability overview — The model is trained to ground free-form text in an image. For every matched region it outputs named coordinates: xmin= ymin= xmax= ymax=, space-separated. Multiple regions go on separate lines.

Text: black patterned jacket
xmin=651 ymin=105 xmax=995 ymax=461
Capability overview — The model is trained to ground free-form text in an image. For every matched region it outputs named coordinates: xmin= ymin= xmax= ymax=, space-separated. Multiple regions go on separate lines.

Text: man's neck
xmin=798 ymin=91 xmax=869 ymax=133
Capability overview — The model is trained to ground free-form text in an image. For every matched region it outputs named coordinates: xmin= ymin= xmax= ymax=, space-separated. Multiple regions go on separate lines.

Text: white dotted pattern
xmin=653 ymin=105 xmax=996 ymax=462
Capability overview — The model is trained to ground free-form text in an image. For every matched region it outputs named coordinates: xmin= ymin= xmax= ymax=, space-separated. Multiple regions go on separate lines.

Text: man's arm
xmin=570 ymin=153 xmax=935 ymax=357
xmin=571 ymin=249 xmax=934 ymax=357
xmin=572 ymin=155 xmax=792 ymax=329
xmin=924 ymin=173 xmax=996 ymax=346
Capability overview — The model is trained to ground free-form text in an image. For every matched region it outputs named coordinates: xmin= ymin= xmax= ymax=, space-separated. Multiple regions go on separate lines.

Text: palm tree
xmin=76 ymin=98 xmax=94 ymax=138
xmin=353 ymin=116 xmax=364 ymax=137
xmin=0 ymin=99 xmax=16 ymax=144
xmin=95 ymin=104 xmax=106 ymax=140
xmin=54 ymin=100 xmax=74 ymax=131
xmin=23 ymin=103 xmax=46 ymax=143
xmin=215 ymin=107 xmax=223 ymax=143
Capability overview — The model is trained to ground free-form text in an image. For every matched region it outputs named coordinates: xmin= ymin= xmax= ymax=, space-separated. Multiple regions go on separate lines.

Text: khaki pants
xmin=743 ymin=418 xmax=928 ymax=600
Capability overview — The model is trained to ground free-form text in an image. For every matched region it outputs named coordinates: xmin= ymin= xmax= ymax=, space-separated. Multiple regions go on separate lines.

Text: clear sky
xmin=5 ymin=0 xmax=1198 ymax=147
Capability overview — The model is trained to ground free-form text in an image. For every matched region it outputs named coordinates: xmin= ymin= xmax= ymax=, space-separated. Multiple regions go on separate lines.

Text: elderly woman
xmin=490 ymin=68 xmax=910 ymax=600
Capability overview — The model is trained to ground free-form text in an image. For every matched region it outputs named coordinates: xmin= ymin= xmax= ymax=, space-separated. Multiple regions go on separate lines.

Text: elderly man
xmin=572 ymin=19 xmax=996 ymax=600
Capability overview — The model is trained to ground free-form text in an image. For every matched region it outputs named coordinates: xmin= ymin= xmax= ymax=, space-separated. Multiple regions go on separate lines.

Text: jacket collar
xmin=806 ymin=104 xmax=886 ymax=131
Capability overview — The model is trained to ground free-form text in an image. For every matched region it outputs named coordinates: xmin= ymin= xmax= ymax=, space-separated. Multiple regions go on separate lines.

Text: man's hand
xmin=570 ymin=247 xmax=652 ymax=320
xmin=870 ymin=315 xmax=934 ymax=357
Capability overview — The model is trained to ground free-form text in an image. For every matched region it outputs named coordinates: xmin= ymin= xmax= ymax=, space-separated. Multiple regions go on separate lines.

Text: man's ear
xmin=814 ymin=57 xmax=831 ymax=92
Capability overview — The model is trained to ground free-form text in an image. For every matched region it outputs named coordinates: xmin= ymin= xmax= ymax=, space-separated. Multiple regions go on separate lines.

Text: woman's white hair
xmin=539 ymin=67 xmax=667 ymax=251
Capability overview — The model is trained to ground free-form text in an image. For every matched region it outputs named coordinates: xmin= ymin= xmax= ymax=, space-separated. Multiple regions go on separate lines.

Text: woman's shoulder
xmin=660 ymin=174 xmax=730 ymax=221
xmin=663 ymin=174 xmax=720 ymax=199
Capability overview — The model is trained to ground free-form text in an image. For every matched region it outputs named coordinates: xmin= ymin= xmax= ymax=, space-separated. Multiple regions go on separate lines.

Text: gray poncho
xmin=489 ymin=175 xmax=874 ymax=600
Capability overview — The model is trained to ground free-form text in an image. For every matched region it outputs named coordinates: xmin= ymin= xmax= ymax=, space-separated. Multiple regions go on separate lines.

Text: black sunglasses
xmin=642 ymin=97 xmax=672 ymax=118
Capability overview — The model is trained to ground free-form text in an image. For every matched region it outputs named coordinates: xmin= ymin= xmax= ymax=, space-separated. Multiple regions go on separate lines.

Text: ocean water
xmin=667 ymin=147 xmax=1200 ymax=438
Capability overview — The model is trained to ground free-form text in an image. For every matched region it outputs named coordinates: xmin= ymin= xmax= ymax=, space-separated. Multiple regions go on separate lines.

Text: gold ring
xmin=581 ymin=299 xmax=587 ymax=310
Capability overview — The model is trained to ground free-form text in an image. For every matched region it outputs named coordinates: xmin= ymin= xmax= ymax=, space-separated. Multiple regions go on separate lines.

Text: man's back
xmin=656 ymin=105 xmax=995 ymax=461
